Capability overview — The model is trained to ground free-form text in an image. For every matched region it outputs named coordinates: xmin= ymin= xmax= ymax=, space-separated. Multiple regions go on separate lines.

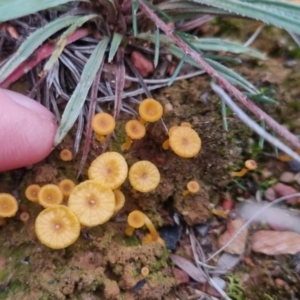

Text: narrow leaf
xmin=0 ymin=16 xmax=82 ymax=83
xmin=132 ymin=0 xmax=139 ymax=36
xmin=154 ymin=27 xmax=160 ymax=68
xmin=168 ymin=54 xmax=186 ymax=86
xmin=54 ymin=37 xmax=110 ymax=145
xmin=0 ymin=0 xmax=79 ymax=22
xmin=44 ymin=14 xmax=98 ymax=74
xmin=108 ymin=33 xmax=123 ymax=62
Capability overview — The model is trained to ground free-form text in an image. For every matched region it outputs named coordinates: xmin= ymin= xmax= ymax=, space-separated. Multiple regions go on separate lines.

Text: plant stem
xmin=138 ymin=0 xmax=300 ymax=149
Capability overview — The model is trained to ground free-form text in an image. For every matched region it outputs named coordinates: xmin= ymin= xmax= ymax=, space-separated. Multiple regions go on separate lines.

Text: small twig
xmin=211 ymin=83 xmax=300 ymax=162
xmin=114 ymin=47 xmax=125 ymax=119
xmin=206 ymin=192 xmax=300 ymax=262
xmin=138 ymin=0 xmax=300 ymax=150
xmin=243 ymin=24 xmax=265 ymax=47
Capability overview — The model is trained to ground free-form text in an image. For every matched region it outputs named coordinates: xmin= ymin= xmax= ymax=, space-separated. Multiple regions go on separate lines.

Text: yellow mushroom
xmin=162 ymin=125 xmax=179 ymax=150
xmin=231 ymin=159 xmax=257 ymax=177
xmin=182 ymin=181 xmax=200 ymax=196
xmin=91 ymin=112 xmax=115 ymax=143
xmin=38 ymin=184 xmax=64 ymax=208
xmin=168 ymin=126 xmax=201 ymax=158
xmin=122 ymin=120 xmax=146 ymax=151
xmin=129 ymin=161 xmax=160 ymax=193
xmin=25 ymin=184 xmax=40 ymax=202
xmin=142 ymin=233 xmax=165 ymax=246
xmin=68 ymin=180 xmax=115 ymax=226
xmin=113 ymin=190 xmax=126 ymax=213
xmin=88 ymin=152 xmax=128 ymax=190
xmin=35 ymin=205 xmax=80 ymax=249
xmin=139 ymin=98 xmax=163 ymax=125
xmin=141 ymin=267 xmax=149 ymax=277
xmin=60 ymin=149 xmax=73 ymax=161
xmin=0 ymin=193 xmax=18 ymax=217
xmin=58 ymin=179 xmax=76 ymax=198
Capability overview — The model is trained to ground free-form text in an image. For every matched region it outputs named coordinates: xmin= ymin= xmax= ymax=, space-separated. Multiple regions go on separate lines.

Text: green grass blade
xmin=154 ymin=27 xmax=160 ymax=68
xmin=0 ymin=15 xmax=82 ymax=83
xmin=192 ymin=0 xmax=300 ymax=34
xmin=0 ymin=0 xmax=83 ymax=22
xmin=108 ymin=33 xmax=123 ymax=62
xmin=191 ymin=38 xmax=266 ymax=59
xmin=44 ymin=14 xmax=98 ymax=74
xmin=168 ymin=54 xmax=186 ymax=86
xmin=54 ymin=37 xmax=110 ymax=145
xmin=132 ymin=0 xmax=139 ymax=36
xmin=221 ymin=99 xmax=228 ymax=131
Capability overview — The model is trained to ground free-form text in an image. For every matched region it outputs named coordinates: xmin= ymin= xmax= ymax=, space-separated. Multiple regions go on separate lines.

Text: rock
xmin=264 ymin=187 xmax=276 ymax=201
xmin=218 ymin=219 xmax=248 ymax=255
xmin=130 ymin=51 xmax=153 ymax=77
xmin=279 ymin=172 xmax=295 ymax=183
xmin=172 ymin=267 xmax=189 ymax=284
xmin=294 ymin=172 xmax=300 ymax=185
xmin=251 ymin=230 xmax=300 ymax=255
xmin=288 ymin=160 xmax=300 ymax=172
xmin=272 ymin=182 xmax=300 ymax=204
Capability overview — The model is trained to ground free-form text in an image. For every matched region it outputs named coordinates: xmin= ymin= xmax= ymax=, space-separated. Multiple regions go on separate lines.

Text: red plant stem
xmin=138 ymin=0 xmax=300 ymax=150
xmin=0 ymin=29 xmax=89 ymax=88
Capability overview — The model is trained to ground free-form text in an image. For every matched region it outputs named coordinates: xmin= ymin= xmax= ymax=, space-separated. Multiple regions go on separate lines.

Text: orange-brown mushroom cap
xmin=60 ymin=149 xmax=73 ymax=161
xmin=88 ymin=152 xmax=128 ymax=190
xmin=187 ymin=181 xmax=200 ymax=193
xmin=58 ymin=179 xmax=76 ymax=198
xmin=25 ymin=184 xmax=40 ymax=202
xmin=139 ymin=98 xmax=163 ymax=122
xmin=127 ymin=210 xmax=146 ymax=228
xmin=125 ymin=120 xmax=146 ymax=139
xmin=35 ymin=205 xmax=80 ymax=249
xmin=169 ymin=126 xmax=201 ymax=158
xmin=0 ymin=193 xmax=18 ymax=217
xmin=245 ymin=159 xmax=257 ymax=171
xmin=38 ymin=184 xmax=64 ymax=208
xmin=91 ymin=112 xmax=115 ymax=135
xmin=129 ymin=161 xmax=160 ymax=193
xmin=68 ymin=180 xmax=115 ymax=226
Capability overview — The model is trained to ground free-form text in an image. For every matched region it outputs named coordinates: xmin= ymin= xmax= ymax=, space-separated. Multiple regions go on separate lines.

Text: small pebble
xmin=288 ymin=160 xmax=300 ymax=172
xmin=279 ymin=171 xmax=295 ymax=183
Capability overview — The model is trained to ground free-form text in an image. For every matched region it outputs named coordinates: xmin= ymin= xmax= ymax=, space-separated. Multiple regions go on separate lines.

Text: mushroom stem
xmin=121 ymin=136 xmax=132 ymax=151
xmin=230 ymin=168 xmax=249 ymax=177
xmin=144 ymin=215 xmax=159 ymax=241
xmin=95 ymin=134 xmax=105 ymax=143
xmin=182 ymin=190 xmax=190 ymax=196
xmin=125 ymin=226 xmax=135 ymax=236
xmin=162 ymin=139 xmax=170 ymax=150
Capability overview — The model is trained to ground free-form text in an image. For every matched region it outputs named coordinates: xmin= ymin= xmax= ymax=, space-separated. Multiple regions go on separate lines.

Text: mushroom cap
xmin=25 ymin=184 xmax=40 ymax=202
xmin=88 ymin=152 xmax=128 ymax=190
xmin=91 ymin=112 xmax=115 ymax=135
xmin=60 ymin=149 xmax=73 ymax=161
xmin=58 ymin=179 xmax=76 ymax=198
xmin=125 ymin=120 xmax=146 ymax=139
xmin=245 ymin=159 xmax=257 ymax=170
xmin=139 ymin=98 xmax=163 ymax=122
xmin=20 ymin=211 xmax=30 ymax=222
xmin=38 ymin=184 xmax=64 ymax=208
xmin=180 ymin=122 xmax=192 ymax=128
xmin=0 ymin=193 xmax=18 ymax=217
xmin=35 ymin=205 xmax=80 ymax=249
xmin=68 ymin=180 xmax=115 ymax=226
xmin=169 ymin=126 xmax=201 ymax=158
xmin=113 ymin=190 xmax=126 ymax=212
xmin=187 ymin=181 xmax=200 ymax=193
xmin=127 ymin=210 xmax=145 ymax=228
xmin=168 ymin=125 xmax=179 ymax=136
xmin=129 ymin=161 xmax=160 ymax=193
xmin=141 ymin=267 xmax=149 ymax=277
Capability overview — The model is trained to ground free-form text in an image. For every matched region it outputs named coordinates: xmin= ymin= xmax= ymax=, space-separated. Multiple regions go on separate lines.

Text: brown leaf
xmin=251 ymin=230 xmax=300 ymax=255
xmin=170 ymin=254 xmax=206 ymax=283
xmin=218 ymin=219 xmax=248 ymax=255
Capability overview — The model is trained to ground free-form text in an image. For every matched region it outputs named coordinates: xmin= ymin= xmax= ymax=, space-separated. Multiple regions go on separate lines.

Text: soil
xmin=1 ymin=17 xmax=300 ymax=300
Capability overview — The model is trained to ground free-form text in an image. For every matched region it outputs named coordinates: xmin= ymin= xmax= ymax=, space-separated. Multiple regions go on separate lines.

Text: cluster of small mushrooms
xmin=0 ymin=98 xmax=205 ymax=249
